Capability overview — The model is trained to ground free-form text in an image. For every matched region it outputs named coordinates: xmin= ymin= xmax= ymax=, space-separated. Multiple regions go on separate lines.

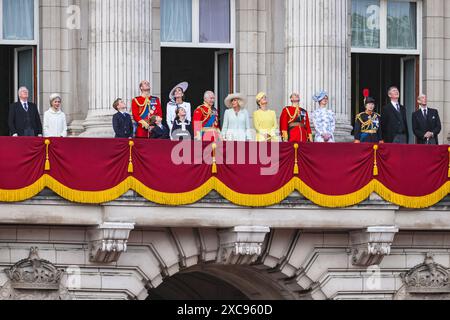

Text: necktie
xmin=396 ymin=104 xmax=400 ymax=112
xmin=423 ymin=109 xmax=427 ymax=119
xmin=23 ymin=103 xmax=28 ymax=112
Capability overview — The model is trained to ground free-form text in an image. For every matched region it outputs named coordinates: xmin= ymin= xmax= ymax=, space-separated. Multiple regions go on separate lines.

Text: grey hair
xmin=417 ymin=93 xmax=426 ymax=100
xmin=49 ymin=93 xmax=62 ymax=105
xmin=204 ymin=91 xmax=215 ymax=101
xmin=18 ymin=86 xmax=28 ymax=96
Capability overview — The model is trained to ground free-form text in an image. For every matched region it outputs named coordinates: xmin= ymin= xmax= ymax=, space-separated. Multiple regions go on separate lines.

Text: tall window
xmin=3 ymin=0 xmax=34 ymax=40
xmin=161 ymin=0 xmax=234 ymax=48
xmin=387 ymin=1 xmax=417 ymax=49
xmin=161 ymin=0 xmax=192 ymax=43
xmin=352 ymin=0 xmax=380 ymax=49
xmin=352 ymin=0 xmax=420 ymax=53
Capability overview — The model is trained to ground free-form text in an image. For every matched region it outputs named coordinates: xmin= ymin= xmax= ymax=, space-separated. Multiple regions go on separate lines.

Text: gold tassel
xmin=373 ymin=145 xmax=379 ymax=176
xmin=44 ymin=139 xmax=51 ymax=171
xmin=212 ymin=143 xmax=218 ymax=174
xmin=294 ymin=144 xmax=299 ymax=175
xmin=128 ymin=141 xmax=134 ymax=174
xmin=448 ymin=147 xmax=450 ymax=178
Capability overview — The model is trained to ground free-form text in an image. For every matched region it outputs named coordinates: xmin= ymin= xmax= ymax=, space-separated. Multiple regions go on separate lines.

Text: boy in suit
xmin=149 ymin=116 xmax=170 ymax=140
xmin=112 ymin=98 xmax=133 ymax=139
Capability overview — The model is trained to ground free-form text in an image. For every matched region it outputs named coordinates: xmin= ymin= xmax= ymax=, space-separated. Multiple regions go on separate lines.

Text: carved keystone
xmin=350 ymin=226 xmax=399 ymax=267
xmin=88 ymin=222 xmax=135 ymax=263
xmin=217 ymin=226 xmax=270 ymax=265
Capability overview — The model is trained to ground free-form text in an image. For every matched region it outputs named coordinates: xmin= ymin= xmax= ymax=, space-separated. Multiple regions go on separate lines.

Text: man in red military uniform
xmin=280 ymin=92 xmax=313 ymax=143
xmin=193 ymin=91 xmax=221 ymax=141
xmin=132 ymin=80 xmax=163 ymax=138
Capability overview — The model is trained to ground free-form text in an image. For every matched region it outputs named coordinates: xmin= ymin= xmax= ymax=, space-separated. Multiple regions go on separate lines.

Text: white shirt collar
xmin=420 ymin=106 xmax=428 ymax=111
xmin=391 ymin=101 xmax=400 ymax=108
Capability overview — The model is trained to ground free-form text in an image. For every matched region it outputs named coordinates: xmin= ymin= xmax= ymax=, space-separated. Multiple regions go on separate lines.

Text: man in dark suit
xmin=381 ymin=86 xmax=409 ymax=144
xmin=412 ymin=94 xmax=441 ymax=145
xmin=8 ymin=86 xmax=42 ymax=137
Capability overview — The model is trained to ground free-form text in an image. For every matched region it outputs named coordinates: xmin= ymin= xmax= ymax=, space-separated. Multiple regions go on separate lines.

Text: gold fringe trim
xmin=44 ymin=139 xmax=51 ymax=171
xmin=0 ymin=176 xmax=448 ymax=209
xmin=214 ymin=178 xmax=297 ymax=207
xmin=0 ymin=176 xmax=47 ymax=202
xmin=374 ymin=180 xmax=450 ymax=209
xmin=132 ymin=177 xmax=214 ymax=206
xmin=296 ymin=178 xmax=375 ymax=208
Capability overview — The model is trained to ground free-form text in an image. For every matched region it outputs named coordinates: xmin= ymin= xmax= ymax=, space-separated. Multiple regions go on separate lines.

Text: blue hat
xmin=313 ymin=91 xmax=328 ymax=103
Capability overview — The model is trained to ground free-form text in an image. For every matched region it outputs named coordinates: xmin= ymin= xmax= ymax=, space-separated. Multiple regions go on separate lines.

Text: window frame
xmin=0 ymin=0 xmax=39 ymax=45
xmin=351 ymin=0 xmax=422 ymax=55
xmin=161 ymin=0 xmax=235 ymax=49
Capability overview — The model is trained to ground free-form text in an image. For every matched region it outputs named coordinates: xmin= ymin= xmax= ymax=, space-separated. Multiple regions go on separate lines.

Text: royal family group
xmin=7 ymin=80 xmax=442 ymax=145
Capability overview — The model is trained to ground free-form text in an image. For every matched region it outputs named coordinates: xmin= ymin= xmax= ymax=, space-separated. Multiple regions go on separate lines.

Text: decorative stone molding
xmin=350 ymin=226 xmax=399 ymax=267
xmin=401 ymin=253 xmax=450 ymax=294
xmin=4 ymin=247 xmax=63 ymax=290
xmin=217 ymin=226 xmax=270 ymax=265
xmin=88 ymin=222 xmax=135 ymax=263
xmin=0 ymin=247 xmax=73 ymax=300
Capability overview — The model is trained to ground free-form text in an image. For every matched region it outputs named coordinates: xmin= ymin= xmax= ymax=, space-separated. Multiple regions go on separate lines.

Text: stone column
xmin=285 ymin=0 xmax=353 ymax=142
xmin=81 ymin=0 xmax=152 ymax=137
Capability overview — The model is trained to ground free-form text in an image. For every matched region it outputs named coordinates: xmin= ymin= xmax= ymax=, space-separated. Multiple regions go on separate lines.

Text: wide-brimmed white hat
xmin=224 ymin=93 xmax=247 ymax=108
xmin=169 ymin=82 xmax=189 ymax=101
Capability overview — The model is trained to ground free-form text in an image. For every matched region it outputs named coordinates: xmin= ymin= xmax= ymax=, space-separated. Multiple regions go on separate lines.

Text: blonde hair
xmin=256 ymin=92 xmax=266 ymax=106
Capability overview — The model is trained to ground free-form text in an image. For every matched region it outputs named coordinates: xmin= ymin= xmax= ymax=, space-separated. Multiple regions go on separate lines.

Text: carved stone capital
xmin=350 ymin=226 xmax=399 ymax=267
xmin=217 ymin=226 xmax=270 ymax=265
xmin=88 ymin=222 xmax=135 ymax=263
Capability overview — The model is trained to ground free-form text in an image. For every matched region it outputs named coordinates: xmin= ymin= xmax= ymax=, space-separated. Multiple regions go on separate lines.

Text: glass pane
xmin=387 ymin=1 xmax=417 ymax=49
xmin=3 ymin=0 xmax=34 ymax=40
xmin=161 ymin=0 xmax=192 ymax=42
xmin=18 ymin=49 xmax=34 ymax=101
xmin=351 ymin=0 xmax=380 ymax=48
xmin=200 ymin=0 xmax=230 ymax=43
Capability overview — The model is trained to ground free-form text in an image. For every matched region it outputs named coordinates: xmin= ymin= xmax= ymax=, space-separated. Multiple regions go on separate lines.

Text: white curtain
xmin=200 ymin=0 xmax=230 ymax=43
xmin=161 ymin=0 xmax=192 ymax=42
xmin=351 ymin=0 xmax=380 ymax=48
xmin=387 ymin=1 xmax=417 ymax=49
xmin=3 ymin=0 xmax=34 ymax=40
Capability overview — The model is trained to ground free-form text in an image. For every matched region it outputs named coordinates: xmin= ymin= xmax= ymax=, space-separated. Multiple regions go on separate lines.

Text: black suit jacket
xmin=113 ymin=112 xmax=133 ymax=138
xmin=150 ymin=125 xmax=170 ymax=140
xmin=412 ymin=108 xmax=441 ymax=145
xmin=381 ymin=102 xmax=409 ymax=143
xmin=8 ymin=101 xmax=42 ymax=136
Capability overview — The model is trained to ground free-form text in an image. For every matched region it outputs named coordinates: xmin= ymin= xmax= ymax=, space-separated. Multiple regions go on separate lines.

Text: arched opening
xmin=147 ymin=265 xmax=296 ymax=300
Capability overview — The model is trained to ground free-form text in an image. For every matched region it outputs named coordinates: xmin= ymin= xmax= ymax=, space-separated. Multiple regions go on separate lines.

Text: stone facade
xmin=1 ymin=0 xmax=449 ymax=300
xmin=0 ymin=192 xmax=449 ymax=300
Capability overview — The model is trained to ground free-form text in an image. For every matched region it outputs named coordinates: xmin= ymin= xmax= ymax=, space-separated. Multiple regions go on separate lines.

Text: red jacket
xmin=132 ymin=96 xmax=162 ymax=138
xmin=280 ymin=106 xmax=312 ymax=143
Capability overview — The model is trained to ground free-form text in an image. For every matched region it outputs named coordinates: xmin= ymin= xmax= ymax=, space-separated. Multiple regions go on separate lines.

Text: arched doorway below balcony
xmin=147 ymin=264 xmax=299 ymax=300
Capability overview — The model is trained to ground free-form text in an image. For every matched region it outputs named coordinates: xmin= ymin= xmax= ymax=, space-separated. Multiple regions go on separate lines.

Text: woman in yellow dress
xmin=253 ymin=92 xmax=279 ymax=142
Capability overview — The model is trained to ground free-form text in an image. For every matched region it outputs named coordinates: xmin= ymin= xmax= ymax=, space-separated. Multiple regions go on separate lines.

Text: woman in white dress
xmin=312 ymin=90 xmax=336 ymax=143
xmin=166 ymin=82 xmax=191 ymax=135
xmin=222 ymin=93 xmax=252 ymax=142
xmin=43 ymin=93 xmax=68 ymax=137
